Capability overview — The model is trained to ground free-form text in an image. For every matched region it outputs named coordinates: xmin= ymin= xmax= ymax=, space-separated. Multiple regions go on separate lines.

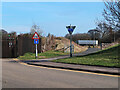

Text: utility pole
xmin=114 ymin=31 xmax=115 ymax=42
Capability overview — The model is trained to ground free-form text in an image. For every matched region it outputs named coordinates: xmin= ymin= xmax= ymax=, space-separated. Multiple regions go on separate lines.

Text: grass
xmin=18 ymin=50 xmax=69 ymax=60
xmin=52 ymin=44 xmax=120 ymax=67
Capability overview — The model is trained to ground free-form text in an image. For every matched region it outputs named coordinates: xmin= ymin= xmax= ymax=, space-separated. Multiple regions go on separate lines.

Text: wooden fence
xmin=2 ymin=35 xmax=41 ymax=58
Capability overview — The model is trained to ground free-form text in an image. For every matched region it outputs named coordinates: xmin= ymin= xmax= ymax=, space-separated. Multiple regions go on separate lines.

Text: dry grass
xmin=55 ymin=37 xmax=88 ymax=53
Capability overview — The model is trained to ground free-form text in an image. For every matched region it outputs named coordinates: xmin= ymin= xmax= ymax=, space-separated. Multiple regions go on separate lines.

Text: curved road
xmin=2 ymin=59 xmax=118 ymax=88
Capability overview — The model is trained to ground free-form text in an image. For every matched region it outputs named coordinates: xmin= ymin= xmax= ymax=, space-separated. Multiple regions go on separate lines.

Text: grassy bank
xmin=18 ymin=50 xmax=69 ymax=60
xmin=53 ymin=44 xmax=120 ymax=67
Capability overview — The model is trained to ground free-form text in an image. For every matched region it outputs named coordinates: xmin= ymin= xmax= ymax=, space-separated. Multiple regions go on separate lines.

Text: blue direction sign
xmin=66 ymin=25 xmax=76 ymax=34
xmin=68 ymin=28 xmax=74 ymax=32
xmin=34 ymin=39 xmax=39 ymax=44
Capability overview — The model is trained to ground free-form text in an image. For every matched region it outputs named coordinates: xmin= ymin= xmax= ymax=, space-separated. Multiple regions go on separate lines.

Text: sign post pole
xmin=36 ymin=44 xmax=38 ymax=59
xmin=70 ymin=33 xmax=72 ymax=57
xmin=66 ymin=24 xmax=76 ymax=57
xmin=32 ymin=32 xmax=40 ymax=59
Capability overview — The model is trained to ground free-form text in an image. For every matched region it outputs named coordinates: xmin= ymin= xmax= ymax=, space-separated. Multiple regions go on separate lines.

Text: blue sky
xmin=2 ymin=2 xmax=105 ymax=36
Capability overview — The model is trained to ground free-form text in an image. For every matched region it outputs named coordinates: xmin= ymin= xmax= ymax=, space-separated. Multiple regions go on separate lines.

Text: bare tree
xmin=96 ymin=21 xmax=112 ymax=38
xmin=65 ymin=33 xmax=91 ymax=42
xmin=102 ymin=0 xmax=120 ymax=30
xmin=88 ymin=29 xmax=101 ymax=40
xmin=30 ymin=24 xmax=43 ymax=37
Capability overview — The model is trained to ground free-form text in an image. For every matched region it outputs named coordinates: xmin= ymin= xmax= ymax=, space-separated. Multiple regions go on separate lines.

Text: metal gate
xmin=2 ymin=37 xmax=17 ymax=58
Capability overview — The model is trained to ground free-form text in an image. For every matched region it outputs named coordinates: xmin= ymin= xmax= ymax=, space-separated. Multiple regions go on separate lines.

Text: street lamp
xmin=66 ymin=24 xmax=76 ymax=57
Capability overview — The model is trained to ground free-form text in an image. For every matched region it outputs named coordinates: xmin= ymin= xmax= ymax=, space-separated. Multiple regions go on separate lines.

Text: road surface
xmin=2 ymin=59 xmax=119 ymax=88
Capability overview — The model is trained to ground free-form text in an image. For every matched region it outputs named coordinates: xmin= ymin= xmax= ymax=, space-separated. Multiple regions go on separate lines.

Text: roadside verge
xmin=16 ymin=47 xmax=120 ymax=76
xmin=26 ymin=61 xmax=120 ymax=75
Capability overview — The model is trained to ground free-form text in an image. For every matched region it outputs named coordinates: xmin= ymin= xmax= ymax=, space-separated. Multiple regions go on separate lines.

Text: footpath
xmin=20 ymin=48 xmax=120 ymax=75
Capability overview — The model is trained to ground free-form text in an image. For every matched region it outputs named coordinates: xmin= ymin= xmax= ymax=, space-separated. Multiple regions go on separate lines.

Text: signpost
xmin=66 ymin=24 xmax=76 ymax=57
xmin=32 ymin=32 xmax=40 ymax=39
xmin=34 ymin=39 xmax=39 ymax=44
xmin=32 ymin=32 xmax=40 ymax=59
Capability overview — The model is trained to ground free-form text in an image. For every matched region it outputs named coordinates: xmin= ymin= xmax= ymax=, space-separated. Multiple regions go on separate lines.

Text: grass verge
xmin=18 ymin=50 xmax=69 ymax=60
xmin=52 ymin=44 xmax=120 ymax=68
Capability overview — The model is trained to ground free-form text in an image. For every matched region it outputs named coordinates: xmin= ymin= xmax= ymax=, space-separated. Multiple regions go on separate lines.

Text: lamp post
xmin=66 ymin=24 xmax=76 ymax=57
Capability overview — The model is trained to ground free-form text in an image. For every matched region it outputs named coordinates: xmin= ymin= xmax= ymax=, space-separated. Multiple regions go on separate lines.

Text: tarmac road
xmin=2 ymin=59 xmax=119 ymax=88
